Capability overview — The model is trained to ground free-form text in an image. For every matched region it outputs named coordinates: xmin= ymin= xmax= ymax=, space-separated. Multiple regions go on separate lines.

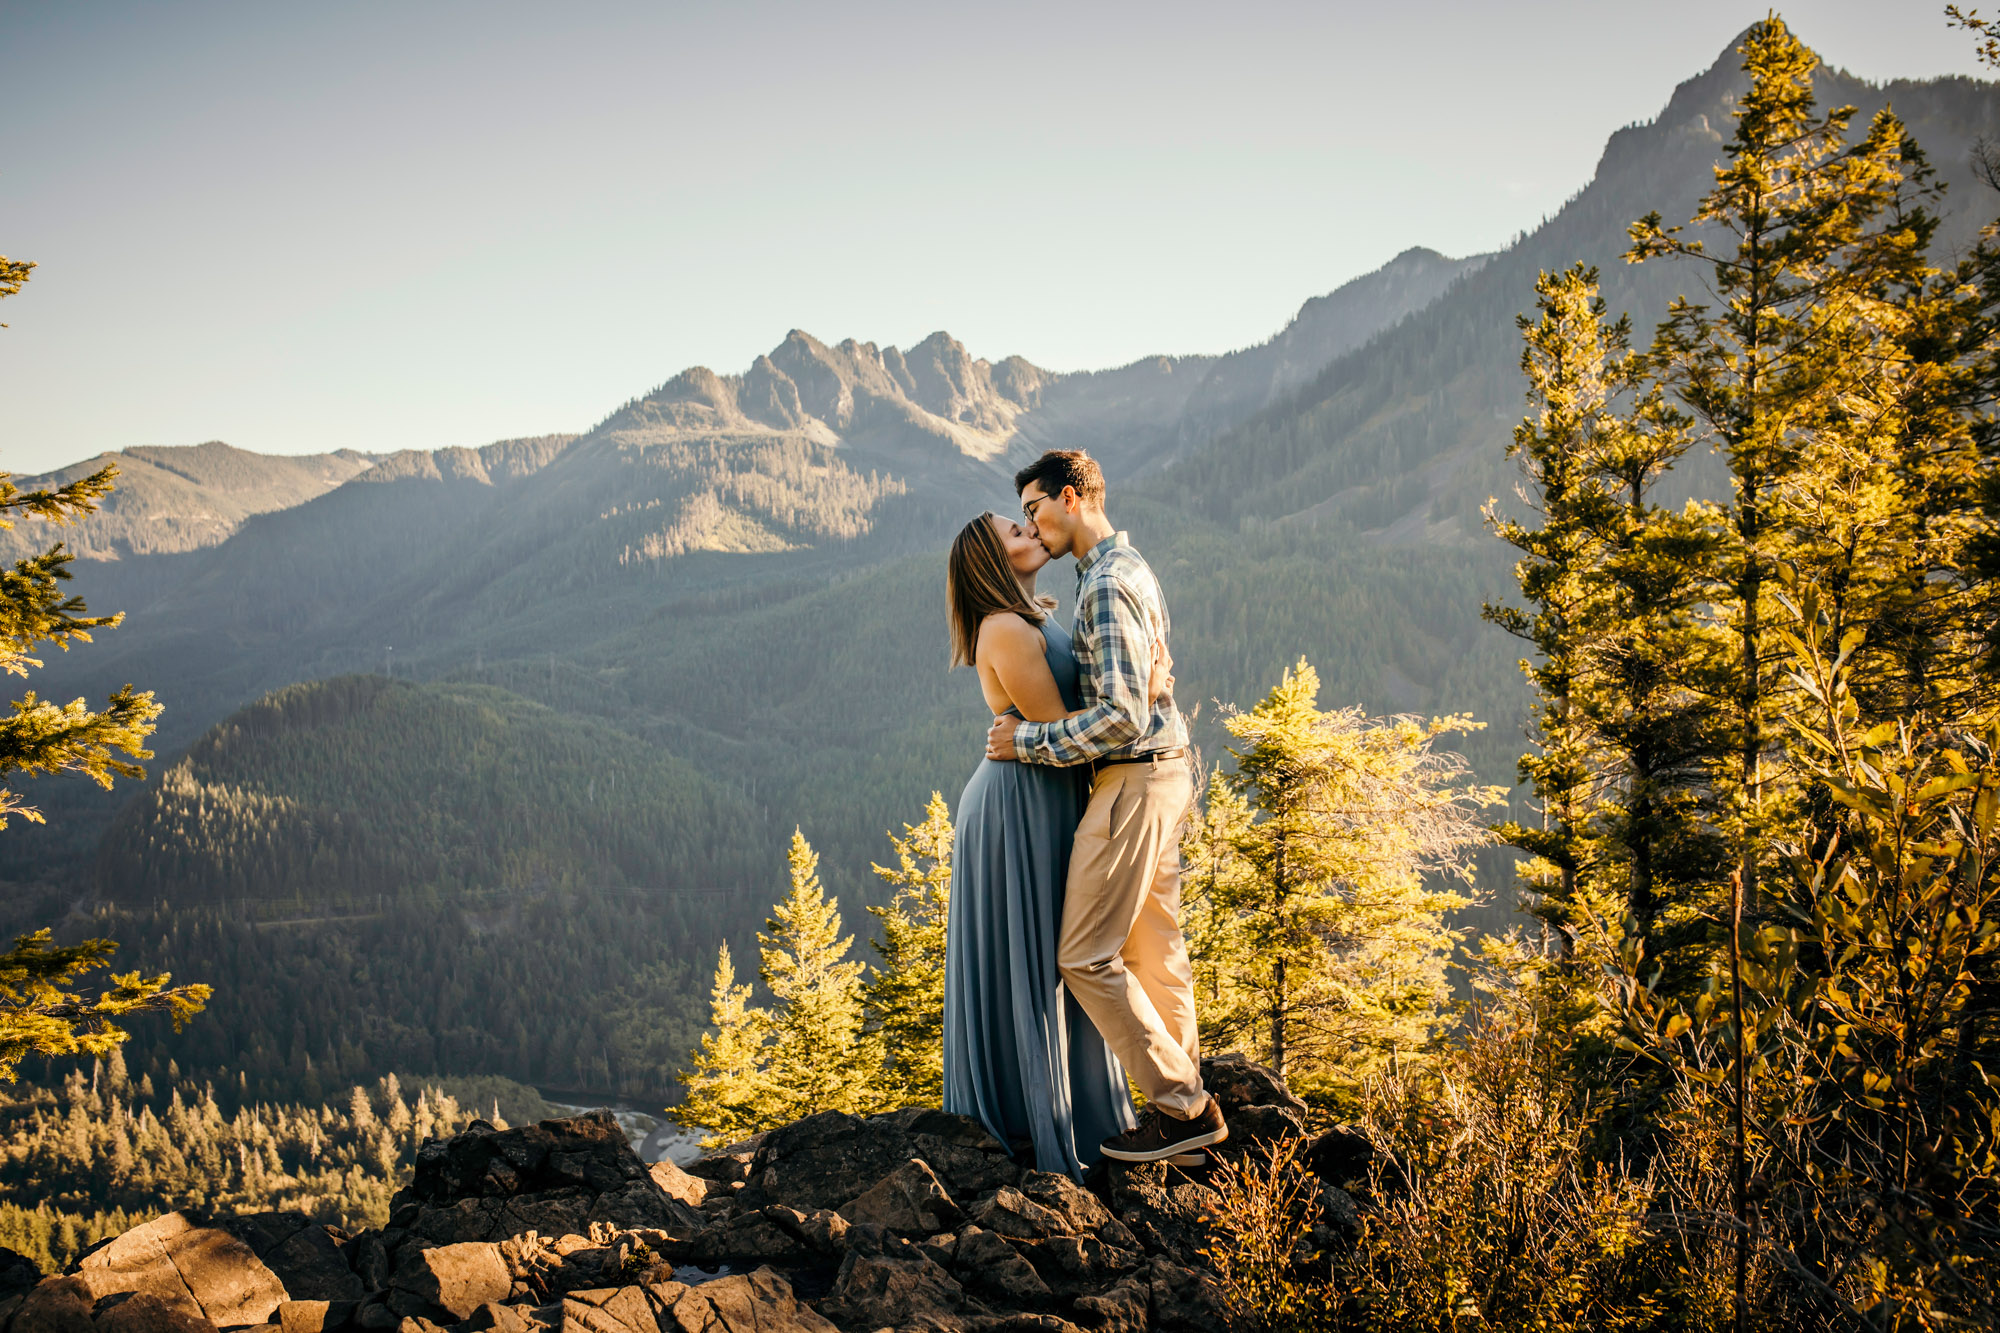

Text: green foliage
xmin=678 ymin=829 xmax=873 ymax=1145
xmin=0 ymin=1053 xmax=487 ymax=1272
xmin=0 ymin=931 xmax=208 ymax=1083
xmin=861 ymin=791 xmax=952 ymax=1111
xmin=1183 ymin=659 xmax=1501 ymax=1107
xmin=676 ymin=943 xmax=770 ymax=1149
xmin=1482 ymin=17 xmax=2000 ymax=1329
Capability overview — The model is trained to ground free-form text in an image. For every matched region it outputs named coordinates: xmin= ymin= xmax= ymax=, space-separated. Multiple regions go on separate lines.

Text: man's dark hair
xmin=1014 ymin=450 xmax=1105 ymax=507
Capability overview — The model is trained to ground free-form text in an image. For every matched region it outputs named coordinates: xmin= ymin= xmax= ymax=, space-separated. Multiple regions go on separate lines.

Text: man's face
xmin=1020 ymin=485 xmax=1070 ymax=556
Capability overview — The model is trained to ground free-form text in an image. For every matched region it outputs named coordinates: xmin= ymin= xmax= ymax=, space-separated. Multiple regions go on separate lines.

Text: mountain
xmin=0 ymin=441 xmax=379 ymax=561
xmin=1159 ymin=58 xmax=2000 ymax=542
xmin=1169 ymin=246 xmax=1490 ymax=452
xmin=4 ymin=29 xmax=1991 ymax=1108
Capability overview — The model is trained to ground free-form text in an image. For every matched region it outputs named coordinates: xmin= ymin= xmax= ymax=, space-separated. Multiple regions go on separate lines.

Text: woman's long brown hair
xmin=947 ymin=514 xmax=1048 ymax=668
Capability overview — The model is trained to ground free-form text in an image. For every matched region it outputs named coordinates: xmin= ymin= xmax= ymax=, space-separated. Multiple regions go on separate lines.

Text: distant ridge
xmin=0 ymin=441 xmax=378 ymax=560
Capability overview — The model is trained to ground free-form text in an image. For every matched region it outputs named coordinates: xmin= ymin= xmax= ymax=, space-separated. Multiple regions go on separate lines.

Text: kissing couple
xmin=940 ymin=448 xmax=1228 ymax=1181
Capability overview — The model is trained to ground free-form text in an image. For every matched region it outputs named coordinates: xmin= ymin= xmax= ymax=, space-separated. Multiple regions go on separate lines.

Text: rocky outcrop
xmin=2 ymin=1062 xmax=1364 ymax=1331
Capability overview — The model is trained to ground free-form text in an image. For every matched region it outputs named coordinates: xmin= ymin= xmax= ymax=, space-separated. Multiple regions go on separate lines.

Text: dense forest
xmin=0 ymin=1049 xmax=556 ymax=1272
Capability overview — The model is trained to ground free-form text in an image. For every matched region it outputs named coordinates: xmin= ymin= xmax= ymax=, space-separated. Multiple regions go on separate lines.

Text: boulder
xmin=655 ymin=1266 xmax=837 ymax=1333
xmin=10 ymin=1276 xmax=99 ymax=1333
xmin=744 ymin=1109 xmax=1016 ymax=1213
xmin=1106 ymin=1162 xmax=1224 ymax=1267
xmin=385 ymin=1116 xmax=702 ymax=1250
xmin=951 ymin=1226 xmax=1050 ymax=1305
xmin=91 ymin=1291 xmax=221 ymax=1333
xmin=1013 ymin=1173 xmax=1139 ymax=1251
xmin=73 ymin=1211 xmax=287 ymax=1327
xmin=1222 ymin=1103 xmax=1308 ymax=1149
xmin=1145 ymin=1256 xmax=1227 ymax=1332
xmin=1015 ymin=1234 xmax=1144 ymax=1298
xmin=1072 ymin=1273 xmax=1148 ymax=1333
xmin=819 ymin=1250 xmax=969 ymax=1332
xmin=215 ymin=1214 xmax=365 ymax=1302
xmin=555 ymin=1285 xmax=660 ymax=1333
xmin=964 ymin=1187 xmax=1070 ymax=1241
xmin=388 ymin=1242 xmax=512 ymax=1321
xmin=1304 ymin=1125 xmax=1376 ymax=1189
xmin=836 ymin=1158 xmax=961 ymax=1234
xmin=646 ymin=1160 xmax=711 ymax=1210
xmin=0 ymin=1246 xmax=41 ymax=1297
xmin=680 ymin=1137 xmax=765 ymax=1186
xmin=277 ymin=1299 xmax=360 ymax=1332
xmin=1200 ymin=1053 xmax=1308 ymax=1116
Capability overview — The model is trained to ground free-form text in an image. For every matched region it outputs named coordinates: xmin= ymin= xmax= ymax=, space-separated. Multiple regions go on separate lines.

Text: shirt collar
xmin=1076 ymin=531 xmax=1128 ymax=579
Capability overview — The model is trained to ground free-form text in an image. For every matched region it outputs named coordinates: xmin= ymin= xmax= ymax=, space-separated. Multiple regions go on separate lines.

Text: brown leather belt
xmin=1088 ymin=747 xmax=1188 ymax=781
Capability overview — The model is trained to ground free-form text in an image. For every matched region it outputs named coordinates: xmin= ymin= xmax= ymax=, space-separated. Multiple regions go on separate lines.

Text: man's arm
xmin=1002 ymin=575 xmax=1152 ymax=766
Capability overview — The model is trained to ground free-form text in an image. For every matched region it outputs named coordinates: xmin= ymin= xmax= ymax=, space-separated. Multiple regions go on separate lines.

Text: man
xmin=984 ymin=449 xmax=1228 ymax=1163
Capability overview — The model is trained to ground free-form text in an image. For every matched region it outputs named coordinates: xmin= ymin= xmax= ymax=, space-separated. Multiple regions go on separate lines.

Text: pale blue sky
xmin=1 ymin=1 xmax=1988 ymax=473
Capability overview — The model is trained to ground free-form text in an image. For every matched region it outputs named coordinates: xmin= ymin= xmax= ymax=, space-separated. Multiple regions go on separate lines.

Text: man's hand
xmin=985 ymin=714 xmax=1020 ymax=762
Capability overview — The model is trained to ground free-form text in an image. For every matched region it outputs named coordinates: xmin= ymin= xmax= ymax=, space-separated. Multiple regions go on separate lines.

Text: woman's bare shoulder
xmin=976 ymin=610 xmax=1042 ymax=646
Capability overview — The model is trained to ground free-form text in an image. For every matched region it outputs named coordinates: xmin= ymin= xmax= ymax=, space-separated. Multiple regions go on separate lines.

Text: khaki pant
xmin=1058 ymin=756 xmax=1205 ymax=1118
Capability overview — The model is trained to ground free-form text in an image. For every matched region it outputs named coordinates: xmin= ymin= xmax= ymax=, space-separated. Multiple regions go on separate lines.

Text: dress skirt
xmin=942 ymin=755 xmax=1137 ymax=1179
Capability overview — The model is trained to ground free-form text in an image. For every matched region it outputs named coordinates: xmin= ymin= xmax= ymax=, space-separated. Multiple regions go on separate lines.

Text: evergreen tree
xmin=1483 ymin=264 xmax=1625 ymax=944
xmin=860 ymin=792 xmax=952 ymax=1111
xmin=676 ymin=944 xmax=769 ymax=1149
xmin=1179 ymin=769 xmax=1258 ymax=1058
xmin=758 ymin=830 xmax=870 ymax=1122
xmin=1626 ymin=16 xmax=1941 ymax=904
xmin=1213 ymin=659 xmax=1499 ymax=1105
xmin=0 ymin=247 xmax=205 ymax=1080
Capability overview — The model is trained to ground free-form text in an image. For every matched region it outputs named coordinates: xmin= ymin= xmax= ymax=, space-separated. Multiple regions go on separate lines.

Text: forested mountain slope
xmin=1159 ymin=57 xmax=2000 ymax=539
xmin=5 ymin=28 xmax=1990 ymax=1110
xmin=0 ymin=441 xmax=379 ymax=561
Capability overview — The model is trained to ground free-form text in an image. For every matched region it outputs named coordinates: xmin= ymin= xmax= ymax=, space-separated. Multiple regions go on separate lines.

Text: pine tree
xmin=0 ymin=243 xmax=206 ymax=1082
xmin=758 ymin=830 xmax=870 ymax=1122
xmin=1215 ymin=660 xmax=1500 ymax=1105
xmin=1179 ymin=769 xmax=1258 ymax=1056
xmin=1626 ymin=16 xmax=1940 ymax=904
xmin=1483 ymin=264 xmax=1625 ymax=945
xmin=861 ymin=792 xmax=952 ymax=1111
xmin=675 ymin=943 xmax=769 ymax=1148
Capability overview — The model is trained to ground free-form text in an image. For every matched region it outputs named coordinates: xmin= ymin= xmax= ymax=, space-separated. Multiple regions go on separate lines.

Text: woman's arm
xmin=977 ymin=614 xmax=1072 ymax=723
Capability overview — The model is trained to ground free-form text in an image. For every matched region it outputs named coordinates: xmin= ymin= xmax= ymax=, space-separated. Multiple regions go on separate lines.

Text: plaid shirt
xmin=1013 ymin=532 xmax=1187 ymax=767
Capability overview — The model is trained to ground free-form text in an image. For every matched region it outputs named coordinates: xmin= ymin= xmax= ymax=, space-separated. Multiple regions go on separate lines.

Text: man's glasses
xmin=1022 ymin=491 xmax=1059 ymax=522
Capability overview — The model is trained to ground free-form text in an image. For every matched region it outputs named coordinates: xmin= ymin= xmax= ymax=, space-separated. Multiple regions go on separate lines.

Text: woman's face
xmin=989 ymin=513 xmax=1051 ymax=578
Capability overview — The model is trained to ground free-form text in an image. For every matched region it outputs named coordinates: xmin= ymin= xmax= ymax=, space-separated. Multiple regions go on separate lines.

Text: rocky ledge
xmin=0 ymin=1055 xmax=1369 ymax=1333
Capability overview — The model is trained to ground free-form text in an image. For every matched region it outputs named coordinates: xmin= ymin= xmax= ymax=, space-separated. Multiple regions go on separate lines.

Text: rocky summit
xmin=0 ymin=1055 xmax=1367 ymax=1332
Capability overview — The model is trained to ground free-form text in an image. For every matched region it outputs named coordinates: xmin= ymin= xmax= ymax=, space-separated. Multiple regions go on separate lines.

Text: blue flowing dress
xmin=942 ymin=619 xmax=1137 ymax=1179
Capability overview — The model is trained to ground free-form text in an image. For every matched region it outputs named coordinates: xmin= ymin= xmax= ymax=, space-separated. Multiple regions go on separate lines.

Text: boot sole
xmin=1100 ymin=1124 xmax=1229 ymax=1163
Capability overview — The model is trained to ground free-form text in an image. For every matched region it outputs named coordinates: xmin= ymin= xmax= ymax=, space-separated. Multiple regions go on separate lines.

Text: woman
xmin=941 ymin=511 xmax=1169 ymax=1178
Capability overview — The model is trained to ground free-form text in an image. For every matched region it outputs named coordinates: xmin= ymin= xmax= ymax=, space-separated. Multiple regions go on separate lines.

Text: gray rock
xmin=745 ymin=1109 xmax=1016 ymax=1213
xmin=655 ymin=1265 xmax=837 ymax=1333
xmin=819 ymin=1251 xmax=968 ymax=1332
xmin=1106 ymin=1162 xmax=1223 ymax=1266
xmin=388 ymin=1242 xmax=511 ymax=1321
xmin=277 ymin=1299 xmax=359 ymax=1332
xmin=1220 ymin=1103 xmax=1308 ymax=1150
xmin=951 ymin=1226 xmax=1049 ymax=1305
xmin=557 ymin=1285 xmax=661 ymax=1333
xmin=1146 ymin=1255 xmax=1227 ymax=1332
xmin=1072 ymin=1273 xmax=1148 ymax=1333
xmin=1013 ymin=1172 xmax=1139 ymax=1251
xmin=8 ymin=1275 xmax=94 ymax=1333
xmin=0 ymin=1246 xmax=41 ymax=1297
xmin=836 ymin=1158 xmax=961 ymax=1234
xmin=91 ymin=1291 xmax=221 ymax=1333
xmin=1016 ymin=1234 xmax=1144 ymax=1297
xmin=1200 ymin=1052 xmax=1308 ymax=1116
xmin=73 ymin=1211 xmax=287 ymax=1328
xmin=964 ymin=1188 xmax=1071 ymax=1241
xmin=645 ymin=1160 xmax=711 ymax=1210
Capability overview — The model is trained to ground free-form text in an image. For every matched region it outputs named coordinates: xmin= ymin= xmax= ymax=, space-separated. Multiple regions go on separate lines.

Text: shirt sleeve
xmin=1012 ymin=571 xmax=1152 ymax=766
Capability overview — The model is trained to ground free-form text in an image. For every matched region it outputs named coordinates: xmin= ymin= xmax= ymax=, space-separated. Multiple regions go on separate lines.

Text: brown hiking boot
xmin=1098 ymin=1095 xmax=1229 ymax=1163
